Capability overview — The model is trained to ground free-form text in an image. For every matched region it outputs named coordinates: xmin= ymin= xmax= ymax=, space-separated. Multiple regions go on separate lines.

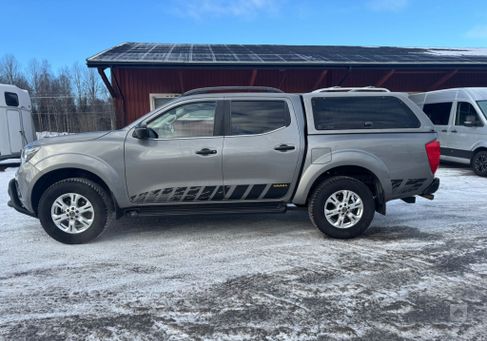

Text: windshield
xmin=478 ymin=101 xmax=487 ymax=120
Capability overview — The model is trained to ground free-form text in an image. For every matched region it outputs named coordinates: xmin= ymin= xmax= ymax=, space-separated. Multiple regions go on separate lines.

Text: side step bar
xmin=124 ymin=202 xmax=287 ymax=217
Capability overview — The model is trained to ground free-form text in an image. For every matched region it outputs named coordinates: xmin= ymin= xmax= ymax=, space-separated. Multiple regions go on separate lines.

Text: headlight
xmin=21 ymin=146 xmax=40 ymax=164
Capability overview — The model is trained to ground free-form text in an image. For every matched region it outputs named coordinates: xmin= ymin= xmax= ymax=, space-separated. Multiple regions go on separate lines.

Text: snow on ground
xmin=0 ymin=164 xmax=486 ymax=340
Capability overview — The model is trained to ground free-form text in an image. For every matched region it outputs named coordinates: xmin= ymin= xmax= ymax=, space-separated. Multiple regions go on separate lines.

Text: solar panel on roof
xmin=214 ymin=54 xmax=238 ymax=61
xmin=143 ymin=53 xmax=166 ymax=61
xmin=167 ymin=54 xmax=189 ymax=61
xmin=191 ymin=54 xmax=213 ymax=62
xmin=257 ymin=54 xmax=283 ymax=61
xmin=152 ymin=46 xmax=172 ymax=53
xmin=87 ymin=42 xmax=487 ymax=65
xmin=236 ymin=54 xmax=262 ymax=62
xmin=193 ymin=46 xmax=211 ymax=52
xmin=281 ymin=54 xmax=307 ymax=61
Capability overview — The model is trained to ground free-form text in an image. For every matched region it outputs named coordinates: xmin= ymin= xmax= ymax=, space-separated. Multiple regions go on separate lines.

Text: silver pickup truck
xmin=8 ymin=86 xmax=440 ymax=244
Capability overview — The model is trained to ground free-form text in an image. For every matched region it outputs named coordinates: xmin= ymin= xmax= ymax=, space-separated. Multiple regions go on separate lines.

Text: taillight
xmin=425 ymin=139 xmax=441 ymax=175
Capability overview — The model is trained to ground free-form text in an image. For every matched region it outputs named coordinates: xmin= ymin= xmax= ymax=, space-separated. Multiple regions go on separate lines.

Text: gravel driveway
xmin=1 ymin=165 xmax=486 ymax=340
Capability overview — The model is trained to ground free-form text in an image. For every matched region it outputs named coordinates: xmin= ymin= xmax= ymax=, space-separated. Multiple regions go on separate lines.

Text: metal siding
xmin=112 ymin=67 xmax=487 ymax=127
xmin=441 ymin=71 xmax=487 ymax=89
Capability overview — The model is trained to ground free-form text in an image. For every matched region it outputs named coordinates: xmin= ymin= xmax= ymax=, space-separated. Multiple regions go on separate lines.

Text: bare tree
xmin=2 ymin=53 xmax=114 ymax=133
xmin=0 ymin=54 xmax=21 ymax=83
xmin=0 ymin=54 xmax=30 ymax=89
xmin=85 ymin=68 xmax=102 ymax=105
xmin=71 ymin=62 xmax=87 ymax=111
xmin=27 ymin=59 xmax=41 ymax=95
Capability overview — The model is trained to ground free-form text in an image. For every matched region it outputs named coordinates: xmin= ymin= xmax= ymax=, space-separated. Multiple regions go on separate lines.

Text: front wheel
xmin=38 ymin=178 xmax=112 ymax=244
xmin=308 ymin=176 xmax=375 ymax=239
xmin=472 ymin=151 xmax=487 ymax=177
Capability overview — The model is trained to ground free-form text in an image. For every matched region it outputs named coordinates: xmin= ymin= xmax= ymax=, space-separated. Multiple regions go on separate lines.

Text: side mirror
xmin=132 ymin=126 xmax=150 ymax=139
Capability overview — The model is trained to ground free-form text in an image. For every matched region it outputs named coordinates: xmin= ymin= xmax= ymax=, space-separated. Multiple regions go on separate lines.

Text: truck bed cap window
xmin=311 ymin=96 xmax=420 ymax=130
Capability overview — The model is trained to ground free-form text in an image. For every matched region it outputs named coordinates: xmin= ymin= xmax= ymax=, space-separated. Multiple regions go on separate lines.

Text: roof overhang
xmin=87 ymin=61 xmax=487 ymax=70
xmin=87 ymin=42 xmax=487 ymax=69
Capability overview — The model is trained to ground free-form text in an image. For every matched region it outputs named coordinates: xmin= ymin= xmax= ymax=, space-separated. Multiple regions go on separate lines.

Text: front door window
xmin=455 ymin=102 xmax=483 ymax=127
xmin=147 ymin=101 xmax=217 ymax=139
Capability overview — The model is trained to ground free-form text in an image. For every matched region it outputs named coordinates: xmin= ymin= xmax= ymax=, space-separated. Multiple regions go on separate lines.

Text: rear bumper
xmin=7 ymin=179 xmax=36 ymax=218
xmin=422 ymin=177 xmax=440 ymax=196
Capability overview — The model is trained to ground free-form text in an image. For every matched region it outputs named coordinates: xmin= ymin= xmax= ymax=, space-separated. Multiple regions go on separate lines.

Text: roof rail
xmin=182 ymin=86 xmax=284 ymax=96
xmin=312 ymin=86 xmax=390 ymax=93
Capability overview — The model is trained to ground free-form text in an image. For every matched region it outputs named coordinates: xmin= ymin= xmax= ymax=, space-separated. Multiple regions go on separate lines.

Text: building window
xmin=149 ymin=93 xmax=180 ymax=110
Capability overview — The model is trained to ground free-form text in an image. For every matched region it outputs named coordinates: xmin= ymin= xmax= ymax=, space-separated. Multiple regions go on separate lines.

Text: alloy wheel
xmin=50 ymin=193 xmax=95 ymax=234
xmin=324 ymin=190 xmax=364 ymax=229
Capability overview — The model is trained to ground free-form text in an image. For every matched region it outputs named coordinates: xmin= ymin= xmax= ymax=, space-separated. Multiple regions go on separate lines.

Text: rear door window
xmin=311 ymin=96 xmax=420 ymax=130
xmin=423 ymin=102 xmax=452 ymax=125
xmin=229 ymin=100 xmax=291 ymax=135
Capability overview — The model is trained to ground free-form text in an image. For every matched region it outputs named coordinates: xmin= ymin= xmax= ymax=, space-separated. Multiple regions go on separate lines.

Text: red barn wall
xmin=111 ymin=67 xmax=487 ymax=127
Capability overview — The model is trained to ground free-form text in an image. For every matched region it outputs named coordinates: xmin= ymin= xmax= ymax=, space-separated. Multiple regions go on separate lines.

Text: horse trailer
xmin=0 ymin=84 xmax=36 ymax=161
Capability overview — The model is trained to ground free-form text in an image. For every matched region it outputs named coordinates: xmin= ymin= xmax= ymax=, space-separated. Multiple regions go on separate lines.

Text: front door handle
xmin=451 ymin=130 xmax=458 ymax=133
xmin=274 ymin=144 xmax=295 ymax=152
xmin=196 ymin=148 xmax=217 ymax=156
xmin=441 ymin=129 xmax=448 ymax=132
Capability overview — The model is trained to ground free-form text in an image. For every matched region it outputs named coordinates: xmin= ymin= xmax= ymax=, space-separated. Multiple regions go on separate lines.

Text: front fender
xmin=292 ymin=149 xmax=392 ymax=205
xmin=31 ymin=153 xmax=128 ymax=207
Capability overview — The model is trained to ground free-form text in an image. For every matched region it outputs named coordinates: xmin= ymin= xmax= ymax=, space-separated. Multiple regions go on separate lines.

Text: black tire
xmin=472 ymin=150 xmax=487 ymax=177
xmin=38 ymin=178 xmax=112 ymax=244
xmin=308 ymin=176 xmax=375 ymax=239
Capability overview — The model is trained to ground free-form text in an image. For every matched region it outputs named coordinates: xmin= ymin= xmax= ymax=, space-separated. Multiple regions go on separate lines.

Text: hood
xmin=31 ymin=131 xmax=112 ymax=147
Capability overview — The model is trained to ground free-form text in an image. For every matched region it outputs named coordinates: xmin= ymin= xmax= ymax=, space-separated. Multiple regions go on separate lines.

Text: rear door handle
xmin=196 ymin=148 xmax=217 ymax=155
xmin=441 ymin=129 xmax=448 ymax=132
xmin=451 ymin=130 xmax=458 ymax=133
xmin=274 ymin=144 xmax=295 ymax=152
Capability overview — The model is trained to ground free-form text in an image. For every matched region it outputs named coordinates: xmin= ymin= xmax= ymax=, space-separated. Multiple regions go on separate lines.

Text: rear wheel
xmin=308 ymin=176 xmax=375 ymax=239
xmin=38 ymin=178 xmax=112 ymax=244
xmin=472 ymin=150 xmax=487 ymax=177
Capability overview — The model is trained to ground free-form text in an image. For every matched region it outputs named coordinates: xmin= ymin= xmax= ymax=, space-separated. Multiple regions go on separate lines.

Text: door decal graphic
xmin=130 ymin=183 xmax=290 ymax=203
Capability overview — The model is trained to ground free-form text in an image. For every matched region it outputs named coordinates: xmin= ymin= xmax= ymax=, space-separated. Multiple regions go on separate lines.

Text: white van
xmin=0 ymin=84 xmax=36 ymax=161
xmin=410 ymin=88 xmax=487 ymax=177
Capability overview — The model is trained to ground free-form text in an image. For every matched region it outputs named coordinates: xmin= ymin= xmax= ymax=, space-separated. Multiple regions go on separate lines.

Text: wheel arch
xmin=293 ymin=164 xmax=388 ymax=215
xmin=471 ymin=147 xmax=487 ymax=177
xmin=473 ymin=146 xmax=487 ymax=156
xmin=31 ymin=168 xmax=118 ymax=216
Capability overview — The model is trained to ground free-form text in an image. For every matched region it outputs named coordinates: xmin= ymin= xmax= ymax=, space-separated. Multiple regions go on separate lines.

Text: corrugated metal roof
xmin=87 ymin=42 xmax=487 ymax=67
